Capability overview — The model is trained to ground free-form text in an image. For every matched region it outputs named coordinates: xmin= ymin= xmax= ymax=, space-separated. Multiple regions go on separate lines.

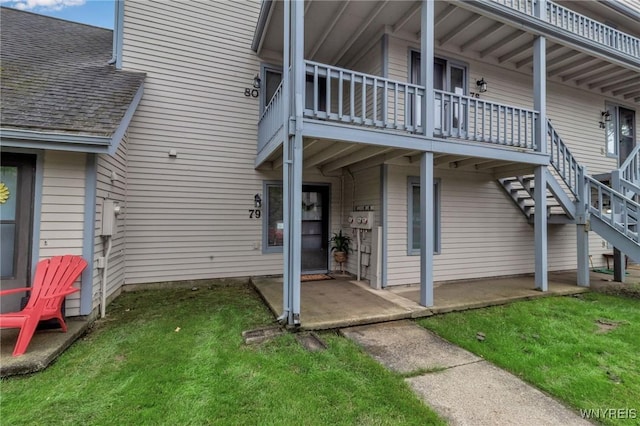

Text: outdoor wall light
xmin=599 ymin=110 xmax=611 ymax=128
xmin=476 ymin=78 xmax=487 ymax=93
xmin=253 ymin=74 xmax=262 ymax=89
xmin=254 ymin=194 xmax=262 ymax=208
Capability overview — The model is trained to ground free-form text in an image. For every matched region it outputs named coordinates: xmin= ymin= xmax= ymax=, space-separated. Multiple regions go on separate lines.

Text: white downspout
xmin=101 ymin=236 xmax=113 ymax=319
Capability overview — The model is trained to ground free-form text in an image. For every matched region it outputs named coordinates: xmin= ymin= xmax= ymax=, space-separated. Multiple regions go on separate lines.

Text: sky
xmin=1 ymin=0 xmax=115 ymax=29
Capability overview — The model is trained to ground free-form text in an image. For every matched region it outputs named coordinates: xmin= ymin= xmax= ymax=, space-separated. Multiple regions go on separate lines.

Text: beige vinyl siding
xmin=341 ymin=166 xmax=381 ymax=279
xmin=122 ymin=0 xmax=343 ymax=283
xmin=93 ymin=135 xmax=128 ymax=309
xmin=39 ymin=151 xmax=86 ymax=315
xmin=122 ymin=0 xmax=267 ymax=284
xmin=386 ymin=165 xmax=587 ymax=286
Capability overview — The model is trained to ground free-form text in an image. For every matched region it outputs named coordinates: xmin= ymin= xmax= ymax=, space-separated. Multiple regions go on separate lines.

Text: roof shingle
xmin=0 ymin=7 xmax=145 ymax=136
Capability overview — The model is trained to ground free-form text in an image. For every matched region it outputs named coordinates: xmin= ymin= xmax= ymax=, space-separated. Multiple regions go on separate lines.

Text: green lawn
xmin=1 ymin=283 xmax=443 ymax=425
xmin=418 ymin=293 xmax=640 ymax=425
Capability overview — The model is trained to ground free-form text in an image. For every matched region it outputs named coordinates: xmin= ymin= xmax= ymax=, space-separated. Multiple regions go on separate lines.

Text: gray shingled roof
xmin=0 ymin=7 xmax=145 ymax=136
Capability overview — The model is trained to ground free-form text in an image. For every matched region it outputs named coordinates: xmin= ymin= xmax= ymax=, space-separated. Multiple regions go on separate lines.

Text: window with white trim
xmin=408 ymin=177 xmax=441 ymax=255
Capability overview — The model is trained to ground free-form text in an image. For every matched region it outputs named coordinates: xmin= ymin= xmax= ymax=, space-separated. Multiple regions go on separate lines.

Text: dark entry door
xmin=1 ymin=153 xmax=35 ymax=313
xmin=301 ymin=185 xmax=329 ymax=272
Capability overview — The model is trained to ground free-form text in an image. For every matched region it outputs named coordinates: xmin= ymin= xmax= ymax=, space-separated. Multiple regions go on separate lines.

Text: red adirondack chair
xmin=0 ymin=255 xmax=87 ymax=356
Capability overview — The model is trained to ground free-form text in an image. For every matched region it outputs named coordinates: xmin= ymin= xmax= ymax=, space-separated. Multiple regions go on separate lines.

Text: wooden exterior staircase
xmin=498 ymin=121 xmax=640 ymax=263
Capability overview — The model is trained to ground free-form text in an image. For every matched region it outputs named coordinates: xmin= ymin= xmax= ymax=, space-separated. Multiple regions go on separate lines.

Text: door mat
xmin=592 ymin=268 xmax=629 ymax=276
xmin=301 ymin=274 xmax=333 ymax=282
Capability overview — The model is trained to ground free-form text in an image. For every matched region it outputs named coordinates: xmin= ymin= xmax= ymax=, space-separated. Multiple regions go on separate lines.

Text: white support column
xmin=289 ymin=0 xmax=304 ymax=325
xmin=418 ymin=0 xmax=435 ymax=307
xmin=576 ymin=166 xmax=590 ymax=287
xmin=420 ymin=152 xmax=435 ymax=306
xmin=420 ymin=0 xmax=434 ymax=138
xmin=611 ymin=170 xmax=626 ymax=283
xmin=281 ymin=0 xmax=292 ymax=321
xmin=420 ymin=152 xmax=435 ymax=307
xmin=533 ymin=31 xmax=548 ymax=291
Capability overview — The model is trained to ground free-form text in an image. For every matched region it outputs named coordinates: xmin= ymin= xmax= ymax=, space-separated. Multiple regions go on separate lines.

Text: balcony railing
xmin=258 ymin=80 xmax=284 ymax=152
xmin=304 ymin=60 xmax=424 ymax=133
xmin=258 ymin=62 xmax=541 ymax=152
xmin=492 ymin=0 xmax=640 ymax=60
xmin=434 ymin=90 xmax=538 ymax=149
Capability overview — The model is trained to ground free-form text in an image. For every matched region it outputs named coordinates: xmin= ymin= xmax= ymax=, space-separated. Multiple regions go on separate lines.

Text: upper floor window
xmin=262 ymin=67 xmax=282 ymax=113
xmin=605 ymin=103 xmax=637 ymax=166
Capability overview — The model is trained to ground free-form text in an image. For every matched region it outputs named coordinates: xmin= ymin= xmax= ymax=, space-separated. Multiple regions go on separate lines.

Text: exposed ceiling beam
xmin=545 ymin=51 xmax=581 ymax=69
xmin=322 ymin=146 xmax=393 ymax=172
xmin=498 ymin=42 xmax=532 ymax=63
xmin=461 ymin=22 xmax=503 ymax=51
xmin=392 ymin=1 xmax=420 ymax=34
xmin=480 ymin=30 xmax=525 ymax=58
xmin=439 ymin=14 xmax=482 ymax=46
xmin=305 ymin=143 xmax=355 ymax=168
xmin=452 ymin=157 xmax=496 ymax=170
xmin=346 ymin=28 xmax=385 ymax=70
xmin=304 ymin=0 xmax=313 ymax=15
xmin=333 ymin=1 xmax=388 ymax=65
xmin=435 ymin=4 xmax=457 ymax=26
xmin=598 ymin=76 xmax=640 ymax=92
xmin=575 ymin=67 xmax=630 ymax=86
xmin=613 ymin=83 xmax=640 ymax=96
xmin=434 ymin=154 xmax=464 ymax=166
xmin=308 ymin=1 xmax=350 ymax=60
xmin=548 ymin=56 xmax=598 ymax=78
xmin=561 ymin=61 xmax=611 ymax=82
xmin=624 ymin=90 xmax=640 ymax=100
xmin=515 ymin=44 xmax=564 ymax=68
xmin=587 ymin=70 xmax=636 ymax=89
xmin=348 ymin=148 xmax=411 ymax=173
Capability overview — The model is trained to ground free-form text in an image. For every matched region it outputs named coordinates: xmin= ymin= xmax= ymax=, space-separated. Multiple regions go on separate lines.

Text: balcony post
xmin=576 ymin=166 xmax=590 ymax=287
xmin=611 ymin=170 xmax=626 ymax=282
xmin=420 ymin=0 xmax=434 ymax=138
xmin=419 ymin=0 xmax=435 ymax=307
xmin=282 ymin=0 xmax=304 ymax=326
xmin=533 ymin=28 xmax=548 ymax=291
xmin=420 ymin=152 xmax=435 ymax=307
xmin=281 ymin=0 xmax=292 ymax=323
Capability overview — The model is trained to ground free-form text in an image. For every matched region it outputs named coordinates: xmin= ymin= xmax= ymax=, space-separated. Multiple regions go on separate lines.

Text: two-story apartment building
xmin=1 ymin=0 xmax=639 ymax=327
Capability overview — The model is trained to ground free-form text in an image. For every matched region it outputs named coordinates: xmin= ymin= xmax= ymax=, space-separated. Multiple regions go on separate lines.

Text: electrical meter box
xmin=348 ymin=211 xmax=374 ymax=230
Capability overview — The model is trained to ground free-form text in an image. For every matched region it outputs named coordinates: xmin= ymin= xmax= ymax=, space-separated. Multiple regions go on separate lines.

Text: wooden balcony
xmin=258 ymin=61 xmax=540 ymax=154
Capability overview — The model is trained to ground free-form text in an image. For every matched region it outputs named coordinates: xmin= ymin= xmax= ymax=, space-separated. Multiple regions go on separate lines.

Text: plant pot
xmin=333 ymin=251 xmax=347 ymax=264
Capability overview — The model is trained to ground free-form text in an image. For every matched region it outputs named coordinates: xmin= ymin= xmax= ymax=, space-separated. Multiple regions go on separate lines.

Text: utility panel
xmin=348 ymin=211 xmax=374 ymax=230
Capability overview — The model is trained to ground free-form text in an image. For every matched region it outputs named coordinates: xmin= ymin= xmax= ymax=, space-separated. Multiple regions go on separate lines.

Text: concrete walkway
xmin=341 ymin=321 xmax=592 ymax=426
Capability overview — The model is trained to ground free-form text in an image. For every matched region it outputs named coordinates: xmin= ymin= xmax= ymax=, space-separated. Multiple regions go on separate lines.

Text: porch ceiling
xmin=258 ymin=138 xmax=532 ymax=177
xmin=255 ymin=0 xmax=640 ymax=105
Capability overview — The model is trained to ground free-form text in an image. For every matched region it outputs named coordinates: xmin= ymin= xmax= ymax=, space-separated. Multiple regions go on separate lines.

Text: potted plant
xmin=330 ymin=230 xmax=352 ymax=272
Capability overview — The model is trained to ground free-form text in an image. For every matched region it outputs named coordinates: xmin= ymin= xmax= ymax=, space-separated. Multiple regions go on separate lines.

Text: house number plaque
xmin=249 ymin=209 xmax=261 ymax=218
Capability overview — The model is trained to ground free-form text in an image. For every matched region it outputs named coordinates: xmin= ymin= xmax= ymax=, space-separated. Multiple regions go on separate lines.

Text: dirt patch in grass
xmin=590 ymin=280 xmax=640 ymax=299
xmin=595 ymin=318 xmax=629 ymax=333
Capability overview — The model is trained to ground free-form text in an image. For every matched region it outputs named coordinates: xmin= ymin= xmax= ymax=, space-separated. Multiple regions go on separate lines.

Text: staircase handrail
xmin=618 ymin=143 xmax=640 ymax=185
xmin=586 ymin=176 xmax=640 ymax=245
xmin=547 ymin=120 xmax=583 ymax=200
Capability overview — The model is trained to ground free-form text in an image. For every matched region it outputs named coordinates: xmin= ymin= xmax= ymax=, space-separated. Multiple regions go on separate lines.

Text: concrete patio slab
xmin=252 ymin=276 xmax=413 ymax=330
xmin=1 ymin=318 xmax=91 ymax=377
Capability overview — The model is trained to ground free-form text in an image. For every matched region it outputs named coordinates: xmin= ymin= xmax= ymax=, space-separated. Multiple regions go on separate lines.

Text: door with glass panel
xmin=411 ymin=53 xmax=467 ymax=135
xmin=265 ymin=183 xmax=329 ymax=272
xmin=1 ymin=153 xmax=35 ymax=313
xmin=605 ymin=104 xmax=636 ymax=166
